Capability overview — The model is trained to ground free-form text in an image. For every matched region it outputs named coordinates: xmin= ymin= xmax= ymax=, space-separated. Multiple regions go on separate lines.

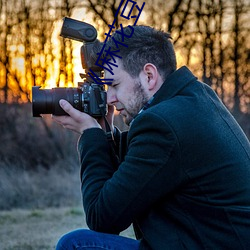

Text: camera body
xmin=32 ymin=17 xmax=107 ymax=118
xmin=32 ymin=83 xmax=106 ymax=118
xmin=76 ymin=83 xmax=107 ymax=117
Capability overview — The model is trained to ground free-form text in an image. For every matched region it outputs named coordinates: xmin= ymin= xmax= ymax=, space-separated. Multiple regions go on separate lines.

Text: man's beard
xmin=122 ymin=80 xmax=149 ymax=125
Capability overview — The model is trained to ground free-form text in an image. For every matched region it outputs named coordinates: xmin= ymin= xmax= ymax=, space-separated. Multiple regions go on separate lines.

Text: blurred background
xmin=0 ymin=0 xmax=249 ymax=211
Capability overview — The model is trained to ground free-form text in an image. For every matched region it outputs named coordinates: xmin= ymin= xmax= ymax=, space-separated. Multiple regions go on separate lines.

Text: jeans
xmin=56 ymin=229 xmax=140 ymax=250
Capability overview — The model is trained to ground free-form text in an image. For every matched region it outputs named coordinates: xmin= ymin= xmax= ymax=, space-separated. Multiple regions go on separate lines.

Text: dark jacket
xmin=78 ymin=66 xmax=250 ymax=249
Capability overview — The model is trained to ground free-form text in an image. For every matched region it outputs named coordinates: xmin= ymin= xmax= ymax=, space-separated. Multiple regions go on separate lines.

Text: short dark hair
xmin=106 ymin=25 xmax=177 ymax=80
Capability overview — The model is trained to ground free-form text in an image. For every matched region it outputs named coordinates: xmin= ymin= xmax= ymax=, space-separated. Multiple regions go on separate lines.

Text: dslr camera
xmin=32 ymin=17 xmax=107 ymax=118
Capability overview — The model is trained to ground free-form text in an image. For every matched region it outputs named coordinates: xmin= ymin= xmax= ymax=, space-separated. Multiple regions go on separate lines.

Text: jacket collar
xmin=129 ymin=66 xmax=197 ymax=126
xmin=150 ymin=66 xmax=197 ymax=108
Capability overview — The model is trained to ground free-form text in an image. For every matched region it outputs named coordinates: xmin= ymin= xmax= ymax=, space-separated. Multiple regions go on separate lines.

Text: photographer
xmin=53 ymin=25 xmax=250 ymax=249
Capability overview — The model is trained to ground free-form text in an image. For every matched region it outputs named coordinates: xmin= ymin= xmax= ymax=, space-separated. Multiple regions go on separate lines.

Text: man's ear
xmin=143 ymin=63 xmax=159 ymax=91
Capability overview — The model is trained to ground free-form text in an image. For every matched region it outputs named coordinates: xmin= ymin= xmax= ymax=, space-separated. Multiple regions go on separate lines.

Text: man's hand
xmin=52 ymin=99 xmax=101 ymax=134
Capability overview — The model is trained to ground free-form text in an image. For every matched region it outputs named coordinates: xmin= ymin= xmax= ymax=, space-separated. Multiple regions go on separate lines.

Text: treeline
xmin=0 ymin=0 xmax=249 ymax=115
xmin=1 ymin=0 xmax=249 ymax=210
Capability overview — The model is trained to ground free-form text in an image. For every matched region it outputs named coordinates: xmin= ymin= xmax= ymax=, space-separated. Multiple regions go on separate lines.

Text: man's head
xmin=104 ymin=25 xmax=177 ymax=125
xmin=105 ymin=25 xmax=177 ymax=81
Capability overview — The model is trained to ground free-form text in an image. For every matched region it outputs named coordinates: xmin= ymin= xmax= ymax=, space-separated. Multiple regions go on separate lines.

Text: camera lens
xmin=32 ymin=86 xmax=81 ymax=117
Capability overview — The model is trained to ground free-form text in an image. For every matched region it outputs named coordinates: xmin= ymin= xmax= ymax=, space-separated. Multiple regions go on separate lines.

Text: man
xmin=53 ymin=25 xmax=250 ymax=249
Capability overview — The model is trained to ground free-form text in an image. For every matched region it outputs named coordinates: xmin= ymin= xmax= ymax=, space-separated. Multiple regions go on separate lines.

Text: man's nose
xmin=107 ymin=88 xmax=117 ymax=105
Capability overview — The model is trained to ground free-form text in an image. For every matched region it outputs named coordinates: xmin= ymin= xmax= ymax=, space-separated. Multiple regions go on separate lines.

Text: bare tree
xmin=83 ymin=0 xmax=120 ymax=32
xmin=0 ymin=0 xmax=9 ymax=102
xmin=231 ymin=0 xmax=249 ymax=116
xmin=159 ymin=0 xmax=249 ymax=114
xmin=56 ymin=0 xmax=78 ymax=87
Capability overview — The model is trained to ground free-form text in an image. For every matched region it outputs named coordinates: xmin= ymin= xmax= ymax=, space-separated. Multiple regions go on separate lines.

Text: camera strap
xmin=93 ymin=88 xmax=116 ymax=145
xmin=94 ymin=87 xmax=122 ymax=167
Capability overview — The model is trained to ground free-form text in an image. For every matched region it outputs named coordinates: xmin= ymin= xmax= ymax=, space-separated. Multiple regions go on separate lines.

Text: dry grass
xmin=0 ymin=162 xmax=83 ymax=210
xmin=0 ymin=207 xmax=135 ymax=250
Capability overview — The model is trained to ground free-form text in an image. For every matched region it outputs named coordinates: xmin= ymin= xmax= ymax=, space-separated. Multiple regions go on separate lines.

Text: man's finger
xmin=59 ymin=99 xmax=84 ymax=121
xmin=59 ymin=99 xmax=73 ymax=114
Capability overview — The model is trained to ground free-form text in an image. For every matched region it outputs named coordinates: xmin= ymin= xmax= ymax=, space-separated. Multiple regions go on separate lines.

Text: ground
xmin=0 ymin=207 xmax=135 ymax=250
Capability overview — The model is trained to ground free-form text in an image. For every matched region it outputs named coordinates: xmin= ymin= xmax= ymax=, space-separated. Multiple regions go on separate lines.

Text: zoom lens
xmin=32 ymin=86 xmax=82 ymax=117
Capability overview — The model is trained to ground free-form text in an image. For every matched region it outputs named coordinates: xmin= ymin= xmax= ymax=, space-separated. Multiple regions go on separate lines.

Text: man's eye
xmin=112 ymin=83 xmax=119 ymax=88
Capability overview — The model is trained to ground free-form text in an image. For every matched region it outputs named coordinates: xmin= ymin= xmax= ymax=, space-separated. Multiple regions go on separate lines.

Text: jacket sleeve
xmin=78 ymin=111 xmax=185 ymax=234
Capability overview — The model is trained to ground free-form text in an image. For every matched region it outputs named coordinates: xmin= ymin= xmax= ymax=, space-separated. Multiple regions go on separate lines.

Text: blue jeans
xmin=56 ymin=229 xmax=140 ymax=249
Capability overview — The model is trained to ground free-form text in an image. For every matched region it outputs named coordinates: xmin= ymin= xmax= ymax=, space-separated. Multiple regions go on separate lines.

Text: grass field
xmin=0 ymin=207 xmax=135 ymax=250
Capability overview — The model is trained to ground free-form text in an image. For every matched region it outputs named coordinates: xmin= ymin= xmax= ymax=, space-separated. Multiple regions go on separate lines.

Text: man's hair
xmin=106 ymin=25 xmax=177 ymax=81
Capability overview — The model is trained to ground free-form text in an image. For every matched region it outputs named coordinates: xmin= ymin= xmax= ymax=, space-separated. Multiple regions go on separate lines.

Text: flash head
xmin=60 ymin=17 xmax=97 ymax=42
